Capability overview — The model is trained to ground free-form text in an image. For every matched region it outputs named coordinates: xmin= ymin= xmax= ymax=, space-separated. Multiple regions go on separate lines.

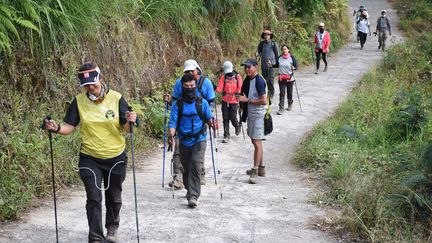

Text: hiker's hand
xmin=44 ymin=119 xmax=60 ymax=133
xmin=237 ymin=95 xmax=248 ymax=103
xmin=267 ymin=59 xmax=272 ymax=68
xmin=126 ymin=111 xmax=137 ymax=123
xmin=163 ymin=93 xmax=171 ymax=102
xmin=208 ymin=119 xmax=219 ymax=129
xmin=168 ymin=135 xmax=174 ymax=147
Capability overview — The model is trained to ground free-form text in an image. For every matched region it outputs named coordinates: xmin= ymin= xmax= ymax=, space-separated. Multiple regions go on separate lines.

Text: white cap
xmin=223 ymin=61 xmax=234 ymax=74
xmin=319 ymin=22 xmax=325 ymax=27
xmin=183 ymin=59 xmax=202 ymax=74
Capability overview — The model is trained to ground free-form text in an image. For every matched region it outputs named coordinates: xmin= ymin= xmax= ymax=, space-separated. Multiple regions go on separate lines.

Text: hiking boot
xmin=324 ymin=66 xmax=328 ymax=72
xmin=168 ymin=178 xmax=184 ymax=190
xmin=188 ymin=197 xmax=198 ymax=207
xmin=222 ymin=136 xmax=229 ymax=143
xmin=287 ymin=103 xmax=293 ymax=111
xmin=106 ymin=228 xmax=118 ymax=243
xmin=235 ymin=126 xmax=241 ymax=136
xmin=246 ymin=166 xmax=266 ymax=177
xmin=277 ymin=108 xmax=284 ymax=115
xmin=249 ymin=169 xmax=258 ymax=184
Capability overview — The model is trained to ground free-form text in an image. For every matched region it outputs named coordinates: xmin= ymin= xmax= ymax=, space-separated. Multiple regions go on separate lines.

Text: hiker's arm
xmin=215 ymin=75 xmax=224 ymax=94
xmin=46 ymin=98 xmax=80 ymax=135
xmin=44 ymin=119 xmax=75 ymax=135
xmin=167 ymin=103 xmax=179 ymax=146
xmin=168 ymin=128 xmax=176 ymax=146
xmin=236 ymin=75 xmax=243 ymax=94
xmin=388 ymin=19 xmax=391 ymax=35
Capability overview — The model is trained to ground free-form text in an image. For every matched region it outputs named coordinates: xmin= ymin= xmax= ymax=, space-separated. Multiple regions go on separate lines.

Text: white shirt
xmin=357 ymin=19 xmax=370 ymax=34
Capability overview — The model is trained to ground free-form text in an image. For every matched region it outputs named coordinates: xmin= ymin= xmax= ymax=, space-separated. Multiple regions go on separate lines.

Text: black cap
xmin=241 ymin=58 xmax=258 ymax=67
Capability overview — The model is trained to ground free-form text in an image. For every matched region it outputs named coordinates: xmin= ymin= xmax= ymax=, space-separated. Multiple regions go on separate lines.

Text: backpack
xmin=176 ymin=97 xmax=207 ymax=140
xmin=258 ymin=41 xmax=278 ymax=61
xmin=196 ymin=75 xmax=206 ymax=98
xmin=222 ymin=71 xmax=239 ymax=96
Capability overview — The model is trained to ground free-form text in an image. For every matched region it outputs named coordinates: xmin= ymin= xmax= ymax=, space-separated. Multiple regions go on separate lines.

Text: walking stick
xmin=213 ymin=101 xmax=220 ymax=138
xmin=208 ymin=124 xmax=217 ymax=185
xmin=168 ymin=145 xmax=175 ymax=199
xmin=162 ymin=101 xmax=168 ymax=188
xmin=128 ymin=107 xmax=140 ymax=243
xmin=292 ymin=72 xmax=303 ymax=112
xmin=238 ymin=109 xmax=245 ymax=141
xmin=212 ymin=121 xmax=223 ymax=199
xmin=40 ymin=116 xmax=59 ymax=243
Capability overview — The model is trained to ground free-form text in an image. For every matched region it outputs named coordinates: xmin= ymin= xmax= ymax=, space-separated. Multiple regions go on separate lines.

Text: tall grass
xmin=293 ymin=0 xmax=432 ymax=241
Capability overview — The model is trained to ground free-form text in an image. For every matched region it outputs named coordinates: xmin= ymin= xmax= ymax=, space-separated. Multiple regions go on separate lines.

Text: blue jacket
xmin=168 ymin=99 xmax=213 ymax=147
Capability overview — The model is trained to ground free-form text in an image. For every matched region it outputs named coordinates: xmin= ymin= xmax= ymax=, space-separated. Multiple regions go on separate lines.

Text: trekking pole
xmin=208 ymin=124 xmax=217 ymax=185
xmin=168 ymin=145 xmax=175 ymax=199
xmin=238 ymin=109 xmax=245 ymax=141
xmin=292 ymin=72 xmax=303 ymax=112
xmin=162 ymin=101 xmax=168 ymax=188
xmin=212 ymin=121 xmax=223 ymax=199
xmin=213 ymin=102 xmax=220 ymax=138
xmin=128 ymin=107 xmax=140 ymax=243
xmin=40 ymin=116 xmax=59 ymax=243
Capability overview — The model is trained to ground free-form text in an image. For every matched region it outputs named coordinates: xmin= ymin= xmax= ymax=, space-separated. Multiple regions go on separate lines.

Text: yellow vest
xmin=76 ymin=90 xmax=125 ymax=159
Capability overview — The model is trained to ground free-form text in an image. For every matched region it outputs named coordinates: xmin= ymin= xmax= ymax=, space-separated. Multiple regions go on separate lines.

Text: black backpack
xmin=196 ymin=75 xmax=206 ymax=98
xmin=176 ymin=97 xmax=207 ymax=140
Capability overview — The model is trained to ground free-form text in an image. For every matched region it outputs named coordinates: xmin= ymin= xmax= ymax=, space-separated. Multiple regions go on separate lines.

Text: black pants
xmin=279 ymin=81 xmax=294 ymax=109
xmin=315 ymin=49 xmax=327 ymax=70
xmin=180 ymin=141 xmax=206 ymax=200
xmin=358 ymin=31 xmax=367 ymax=48
xmin=79 ymin=152 xmax=127 ymax=242
xmin=261 ymin=67 xmax=275 ymax=98
xmin=221 ymin=101 xmax=239 ymax=138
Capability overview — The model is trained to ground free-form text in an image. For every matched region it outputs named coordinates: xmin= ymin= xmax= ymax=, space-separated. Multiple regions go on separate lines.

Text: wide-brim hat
xmin=261 ymin=30 xmax=274 ymax=39
xmin=78 ymin=67 xmax=100 ymax=87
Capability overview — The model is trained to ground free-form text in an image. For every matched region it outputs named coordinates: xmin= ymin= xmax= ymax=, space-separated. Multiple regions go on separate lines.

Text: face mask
xmin=182 ymin=87 xmax=196 ymax=103
xmin=319 ymin=28 xmax=324 ymax=33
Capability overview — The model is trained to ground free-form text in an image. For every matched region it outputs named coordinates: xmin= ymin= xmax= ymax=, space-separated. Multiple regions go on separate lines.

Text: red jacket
xmin=314 ymin=31 xmax=331 ymax=53
xmin=215 ymin=73 xmax=243 ymax=104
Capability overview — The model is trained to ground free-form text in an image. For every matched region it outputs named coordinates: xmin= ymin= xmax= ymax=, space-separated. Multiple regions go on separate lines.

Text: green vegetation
xmin=0 ymin=0 xmax=349 ymax=220
xmin=294 ymin=0 xmax=432 ymax=241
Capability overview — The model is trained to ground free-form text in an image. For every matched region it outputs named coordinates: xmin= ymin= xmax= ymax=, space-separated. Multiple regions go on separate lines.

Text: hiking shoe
xmin=235 ymin=126 xmax=241 ymax=136
xmin=106 ymin=228 xmax=118 ymax=243
xmin=168 ymin=178 xmax=184 ymax=190
xmin=324 ymin=66 xmax=328 ymax=72
xmin=315 ymin=69 xmax=319 ymax=74
xmin=246 ymin=166 xmax=266 ymax=177
xmin=188 ymin=197 xmax=198 ymax=207
xmin=277 ymin=108 xmax=284 ymax=115
xmin=249 ymin=169 xmax=258 ymax=184
xmin=287 ymin=103 xmax=293 ymax=111
xmin=222 ymin=136 xmax=229 ymax=143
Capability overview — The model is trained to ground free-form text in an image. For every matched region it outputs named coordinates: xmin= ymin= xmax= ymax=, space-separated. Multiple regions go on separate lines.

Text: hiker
xmin=357 ymin=11 xmax=371 ymax=50
xmin=353 ymin=5 xmax=369 ymax=42
xmin=257 ymin=28 xmax=278 ymax=100
xmin=167 ymin=74 xmax=214 ymax=207
xmin=44 ymin=62 xmax=137 ymax=243
xmin=163 ymin=59 xmax=215 ymax=189
xmin=273 ymin=45 xmax=298 ymax=114
xmin=237 ymin=58 xmax=267 ymax=184
xmin=375 ymin=10 xmax=391 ymax=51
xmin=215 ymin=61 xmax=243 ymax=143
xmin=314 ymin=22 xmax=331 ymax=74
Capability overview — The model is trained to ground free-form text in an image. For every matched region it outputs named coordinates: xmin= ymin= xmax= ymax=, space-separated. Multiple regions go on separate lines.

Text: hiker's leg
xmin=315 ymin=51 xmax=321 ymax=70
xmin=359 ymin=32 xmax=367 ymax=48
xmin=322 ymin=52 xmax=328 ymax=67
xmin=278 ymin=81 xmax=286 ymax=109
xmin=251 ymin=139 xmax=264 ymax=168
xmin=287 ymin=81 xmax=294 ymax=104
xmin=179 ymin=144 xmax=193 ymax=193
xmin=382 ymin=31 xmax=387 ymax=50
xmin=229 ymin=103 xmax=239 ymax=128
xmin=173 ymin=136 xmax=183 ymax=177
xmin=268 ymin=68 xmax=275 ymax=98
xmin=221 ymin=101 xmax=230 ymax=138
xmin=187 ymin=141 xmax=206 ymax=199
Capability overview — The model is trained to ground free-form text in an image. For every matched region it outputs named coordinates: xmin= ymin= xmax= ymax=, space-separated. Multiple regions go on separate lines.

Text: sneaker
xmin=106 ymin=228 xmax=118 ymax=243
xmin=246 ymin=165 xmax=266 ymax=177
xmin=235 ymin=126 xmax=241 ymax=136
xmin=222 ymin=137 xmax=229 ymax=143
xmin=168 ymin=178 xmax=184 ymax=190
xmin=315 ymin=69 xmax=319 ymax=74
xmin=188 ymin=197 xmax=198 ymax=207
xmin=249 ymin=169 xmax=258 ymax=184
xmin=277 ymin=108 xmax=284 ymax=115
xmin=287 ymin=103 xmax=293 ymax=111
xmin=324 ymin=66 xmax=328 ymax=72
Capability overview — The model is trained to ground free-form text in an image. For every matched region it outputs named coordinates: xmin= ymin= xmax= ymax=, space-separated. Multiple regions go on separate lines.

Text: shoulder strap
xmin=195 ymin=97 xmax=204 ymax=121
xmin=176 ymin=98 xmax=184 ymax=130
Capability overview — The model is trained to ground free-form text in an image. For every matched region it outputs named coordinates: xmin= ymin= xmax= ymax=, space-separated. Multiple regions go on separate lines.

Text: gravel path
xmin=0 ymin=0 xmax=403 ymax=242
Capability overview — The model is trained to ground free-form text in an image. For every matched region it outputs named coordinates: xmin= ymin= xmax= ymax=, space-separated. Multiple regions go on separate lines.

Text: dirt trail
xmin=0 ymin=0 xmax=403 ymax=242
